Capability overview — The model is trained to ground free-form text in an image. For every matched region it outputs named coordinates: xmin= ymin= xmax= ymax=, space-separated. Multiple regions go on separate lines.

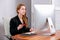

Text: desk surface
xmin=12 ymin=30 xmax=60 ymax=40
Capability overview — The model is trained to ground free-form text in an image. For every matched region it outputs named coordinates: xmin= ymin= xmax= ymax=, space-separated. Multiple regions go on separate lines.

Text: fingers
xmin=30 ymin=28 xmax=33 ymax=32
xmin=17 ymin=24 xmax=23 ymax=30
xmin=22 ymin=24 xmax=26 ymax=26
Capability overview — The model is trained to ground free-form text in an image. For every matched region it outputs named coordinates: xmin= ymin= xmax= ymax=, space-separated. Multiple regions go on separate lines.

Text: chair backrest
xmin=3 ymin=17 xmax=12 ymax=36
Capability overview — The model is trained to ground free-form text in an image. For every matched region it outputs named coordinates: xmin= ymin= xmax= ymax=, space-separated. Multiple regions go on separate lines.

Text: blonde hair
xmin=16 ymin=3 xmax=28 ymax=27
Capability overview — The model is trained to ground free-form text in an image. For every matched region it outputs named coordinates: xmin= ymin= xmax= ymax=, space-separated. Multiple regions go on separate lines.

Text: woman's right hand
xmin=17 ymin=24 xmax=23 ymax=30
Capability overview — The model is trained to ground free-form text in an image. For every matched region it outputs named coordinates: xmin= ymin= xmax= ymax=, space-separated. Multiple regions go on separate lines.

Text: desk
xmin=12 ymin=30 xmax=60 ymax=40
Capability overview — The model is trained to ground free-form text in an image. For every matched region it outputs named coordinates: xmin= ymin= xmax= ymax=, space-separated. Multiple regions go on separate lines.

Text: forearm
xmin=25 ymin=27 xmax=30 ymax=32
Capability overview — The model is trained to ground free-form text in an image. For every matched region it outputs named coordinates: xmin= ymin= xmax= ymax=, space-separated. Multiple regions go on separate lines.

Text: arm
xmin=24 ymin=27 xmax=34 ymax=32
xmin=25 ymin=27 xmax=31 ymax=32
xmin=10 ymin=19 xmax=19 ymax=36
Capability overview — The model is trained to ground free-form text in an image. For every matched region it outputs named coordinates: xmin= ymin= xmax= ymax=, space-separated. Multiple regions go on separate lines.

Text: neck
xmin=18 ymin=14 xmax=22 ymax=19
xmin=18 ymin=14 xmax=24 ymax=24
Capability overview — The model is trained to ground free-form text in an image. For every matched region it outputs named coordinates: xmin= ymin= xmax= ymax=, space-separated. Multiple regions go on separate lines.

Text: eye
xmin=22 ymin=8 xmax=25 ymax=10
xmin=21 ymin=7 xmax=26 ymax=10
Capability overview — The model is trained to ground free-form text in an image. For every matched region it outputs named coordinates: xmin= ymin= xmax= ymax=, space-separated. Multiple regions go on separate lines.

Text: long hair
xmin=16 ymin=3 xmax=28 ymax=27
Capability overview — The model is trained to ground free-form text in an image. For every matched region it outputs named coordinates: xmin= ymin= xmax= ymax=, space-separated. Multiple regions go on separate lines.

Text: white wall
xmin=55 ymin=0 xmax=60 ymax=30
xmin=0 ymin=0 xmax=17 ymax=24
xmin=55 ymin=10 xmax=60 ymax=30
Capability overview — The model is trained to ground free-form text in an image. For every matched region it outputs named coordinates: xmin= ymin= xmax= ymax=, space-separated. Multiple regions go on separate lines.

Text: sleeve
xmin=25 ymin=27 xmax=31 ymax=32
xmin=10 ymin=19 xmax=19 ymax=36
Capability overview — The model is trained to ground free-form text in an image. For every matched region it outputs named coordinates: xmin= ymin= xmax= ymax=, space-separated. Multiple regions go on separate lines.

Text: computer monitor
xmin=31 ymin=4 xmax=55 ymax=34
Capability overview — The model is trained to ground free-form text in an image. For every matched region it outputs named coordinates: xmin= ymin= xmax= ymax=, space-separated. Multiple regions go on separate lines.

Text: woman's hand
xmin=17 ymin=24 xmax=23 ymax=30
xmin=30 ymin=28 xmax=34 ymax=32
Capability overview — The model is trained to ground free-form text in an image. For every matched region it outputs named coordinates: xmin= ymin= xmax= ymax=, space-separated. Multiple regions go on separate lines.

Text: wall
xmin=55 ymin=0 xmax=60 ymax=30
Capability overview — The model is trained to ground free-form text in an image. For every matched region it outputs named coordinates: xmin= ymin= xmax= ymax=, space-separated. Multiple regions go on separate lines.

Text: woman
xmin=10 ymin=3 xmax=32 ymax=36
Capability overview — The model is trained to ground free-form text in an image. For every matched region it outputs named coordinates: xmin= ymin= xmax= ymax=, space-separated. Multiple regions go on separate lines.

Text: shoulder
xmin=10 ymin=15 xmax=18 ymax=22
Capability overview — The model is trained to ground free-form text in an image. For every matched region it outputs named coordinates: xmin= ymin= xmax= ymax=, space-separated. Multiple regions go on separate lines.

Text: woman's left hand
xmin=30 ymin=28 xmax=34 ymax=32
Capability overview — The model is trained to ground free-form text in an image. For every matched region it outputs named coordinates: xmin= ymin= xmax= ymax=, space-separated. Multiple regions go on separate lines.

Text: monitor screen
xmin=31 ymin=4 xmax=55 ymax=32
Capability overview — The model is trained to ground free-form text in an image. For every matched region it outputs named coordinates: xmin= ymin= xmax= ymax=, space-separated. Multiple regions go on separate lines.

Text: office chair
xmin=3 ymin=17 xmax=13 ymax=40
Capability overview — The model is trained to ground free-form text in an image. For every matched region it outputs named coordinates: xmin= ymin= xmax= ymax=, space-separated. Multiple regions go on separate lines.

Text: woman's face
xmin=18 ymin=6 xmax=26 ymax=15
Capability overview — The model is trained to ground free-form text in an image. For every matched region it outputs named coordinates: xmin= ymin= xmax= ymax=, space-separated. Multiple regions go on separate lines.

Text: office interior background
xmin=0 ymin=0 xmax=60 ymax=40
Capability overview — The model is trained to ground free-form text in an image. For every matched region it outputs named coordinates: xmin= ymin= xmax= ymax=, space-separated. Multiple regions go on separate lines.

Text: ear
xmin=18 ymin=10 xmax=19 ymax=13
